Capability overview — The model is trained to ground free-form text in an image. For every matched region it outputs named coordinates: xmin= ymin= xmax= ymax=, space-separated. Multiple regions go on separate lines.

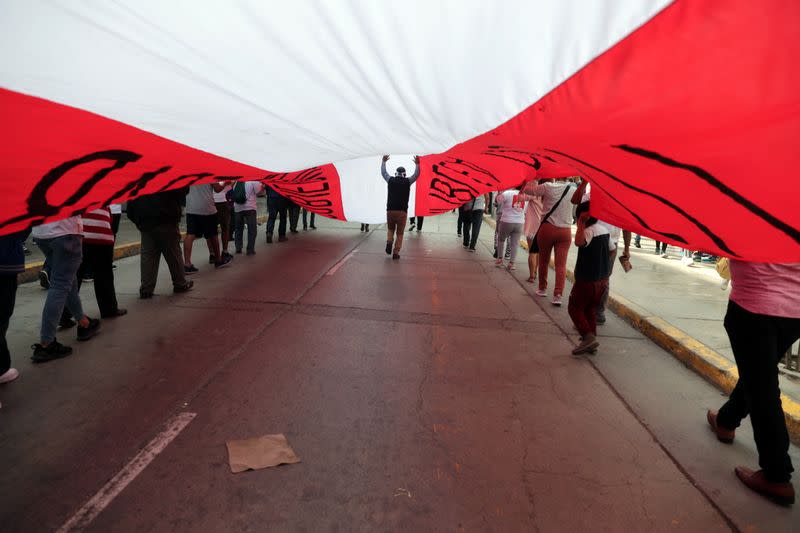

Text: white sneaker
xmin=680 ymin=256 xmax=694 ymax=266
xmin=495 ymin=260 xmax=504 ymax=268
xmin=507 ymin=263 xmax=516 ymax=271
xmin=535 ymin=289 xmax=547 ymax=297
xmin=551 ymin=295 xmax=563 ymax=306
xmin=0 ymin=368 xmax=20 ymax=384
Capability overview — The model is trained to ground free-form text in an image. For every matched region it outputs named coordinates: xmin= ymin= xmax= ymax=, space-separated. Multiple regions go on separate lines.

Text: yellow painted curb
xmin=483 ymin=214 xmax=800 ymax=444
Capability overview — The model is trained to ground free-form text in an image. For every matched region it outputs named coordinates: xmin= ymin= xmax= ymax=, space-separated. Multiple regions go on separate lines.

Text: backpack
xmin=232 ymin=182 xmax=247 ymax=204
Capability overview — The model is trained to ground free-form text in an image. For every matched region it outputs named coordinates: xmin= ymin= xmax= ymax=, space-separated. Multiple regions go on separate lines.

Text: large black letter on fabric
xmin=27 ymin=150 xmax=142 ymax=217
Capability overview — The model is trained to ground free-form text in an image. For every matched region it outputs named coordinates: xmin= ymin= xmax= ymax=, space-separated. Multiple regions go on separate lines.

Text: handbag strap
xmin=540 ymin=184 xmax=572 ymax=226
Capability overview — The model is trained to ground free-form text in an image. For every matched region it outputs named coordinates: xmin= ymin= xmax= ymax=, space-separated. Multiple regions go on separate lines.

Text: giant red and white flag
xmin=1 ymin=0 xmax=798 ymax=262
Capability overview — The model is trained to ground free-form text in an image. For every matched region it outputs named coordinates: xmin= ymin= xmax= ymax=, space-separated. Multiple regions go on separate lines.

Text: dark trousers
xmin=302 ymin=209 xmax=316 ymax=229
xmin=462 ymin=209 xmax=483 ymax=248
xmin=717 ymin=301 xmax=800 ymax=483
xmin=568 ymin=278 xmax=608 ymax=337
xmin=0 ymin=275 xmax=17 ymax=374
xmin=267 ymin=197 xmax=288 ymax=238
xmin=111 ymin=213 xmax=121 ymax=236
xmin=140 ymin=225 xmax=187 ymax=294
xmin=457 ymin=206 xmax=467 ymax=234
xmin=410 ymin=216 xmax=424 ymax=230
xmin=234 ymin=210 xmax=257 ymax=253
xmin=288 ymin=202 xmax=301 ymax=232
xmin=77 ymin=243 xmax=118 ymax=317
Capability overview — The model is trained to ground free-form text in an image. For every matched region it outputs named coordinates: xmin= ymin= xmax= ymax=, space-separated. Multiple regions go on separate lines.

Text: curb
xmin=19 ymin=215 xmax=268 ymax=285
xmin=483 ymin=214 xmax=800 ymax=444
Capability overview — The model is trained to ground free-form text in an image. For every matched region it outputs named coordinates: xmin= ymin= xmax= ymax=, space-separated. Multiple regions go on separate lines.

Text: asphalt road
xmin=1 ymin=214 xmax=797 ymax=532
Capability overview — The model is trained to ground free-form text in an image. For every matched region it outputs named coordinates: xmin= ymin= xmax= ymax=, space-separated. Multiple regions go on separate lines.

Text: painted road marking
xmin=326 ymin=250 xmax=356 ymax=276
xmin=56 ymin=412 xmax=197 ymax=533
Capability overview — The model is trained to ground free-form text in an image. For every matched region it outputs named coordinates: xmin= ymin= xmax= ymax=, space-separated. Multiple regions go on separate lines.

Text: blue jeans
xmin=35 ymin=235 xmax=85 ymax=343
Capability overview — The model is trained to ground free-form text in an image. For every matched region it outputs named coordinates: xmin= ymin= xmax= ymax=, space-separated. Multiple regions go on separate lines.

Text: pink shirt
xmin=729 ymin=261 xmax=800 ymax=318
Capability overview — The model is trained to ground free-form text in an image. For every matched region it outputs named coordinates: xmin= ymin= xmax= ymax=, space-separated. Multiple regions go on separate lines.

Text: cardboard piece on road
xmin=226 ymin=433 xmax=301 ymax=474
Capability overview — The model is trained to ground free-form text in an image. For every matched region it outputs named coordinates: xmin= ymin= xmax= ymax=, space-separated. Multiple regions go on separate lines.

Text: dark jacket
xmin=382 ymin=160 xmax=420 ymax=211
xmin=127 ymin=189 xmax=186 ymax=231
xmin=0 ymin=229 xmax=30 ymax=275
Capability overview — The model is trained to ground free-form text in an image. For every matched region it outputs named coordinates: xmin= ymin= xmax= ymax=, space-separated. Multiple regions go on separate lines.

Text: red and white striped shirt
xmin=81 ymin=208 xmax=115 ymax=245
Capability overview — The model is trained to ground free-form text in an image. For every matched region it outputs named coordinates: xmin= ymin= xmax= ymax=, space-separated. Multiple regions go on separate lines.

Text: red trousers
xmin=568 ymin=279 xmax=609 ymax=337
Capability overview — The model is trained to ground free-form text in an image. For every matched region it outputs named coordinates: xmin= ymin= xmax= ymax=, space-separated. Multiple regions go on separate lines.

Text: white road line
xmin=56 ymin=412 xmax=197 ymax=533
xmin=326 ymin=250 xmax=356 ymax=276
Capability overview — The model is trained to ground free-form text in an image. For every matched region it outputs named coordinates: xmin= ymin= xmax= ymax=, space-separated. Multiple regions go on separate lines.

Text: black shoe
xmin=77 ymin=318 xmax=101 ymax=341
xmin=31 ymin=341 xmax=73 ymax=363
xmin=58 ymin=317 xmax=77 ymax=330
xmin=23 ymin=244 xmax=31 ymax=256
xmin=215 ymin=255 xmax=233 ymax=269
xmin=385 ymin=241 xmax=393 ymax=255
xmin=140 ymin=292 xmax=154 ymax=299
xmin=310 ymin=225 xmax=316 ymax=229
xmin=278 ymin=236 xmax=288 ymax=242
xmin=290 ymin=229 xmax=299 ymax=234
xmin=392 ymin=253 xmax=400 ymax=260
xmin=266 ymin=235 xmax=273 ymax=244
xmin=209 ymin=254 xmax=215 ymax=264
xmin=184 ymin=265 xmax=199 ymax=274
xmin=303 ymin=226 xmax=307 ymax=231
xmin=38 ymin=270 xmax=50 ymax=289
xmin=222 ymin=252 xmax=234 ymax=260
xmin=101 ymin=308 xmax=127 ymax=319
xmin=235 ymin=249 xmax=242 ymax=254
xmin=246 ymin=250 xmax=256 ymax=256
xmin=82 ymin=274 xmax=93 ymax=282
xmin=173 ymin=280 xmax=194 ymax=294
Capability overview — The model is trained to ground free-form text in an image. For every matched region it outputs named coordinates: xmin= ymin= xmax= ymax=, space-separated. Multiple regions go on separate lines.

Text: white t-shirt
xmin=31 ymin=216 xmax=83 ymax=239
xmin=526 ymin=182 xmax=576 ymax=228
xmin=186 ymin=184 xmax=217 ymax=215
xmin=583 ymin=222 xmax=610 ymax=245
xmin=496 ymin=190 xmax=525 ymax=224
xmin=234 ymin=182 xmax=264 ymax=212
xmin=213 ymin=183 xmax=232 ymax=203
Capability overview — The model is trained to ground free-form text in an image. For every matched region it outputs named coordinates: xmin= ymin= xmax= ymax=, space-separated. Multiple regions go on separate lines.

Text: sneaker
xmin=215 ymin=255 xmax=233 ymax=269
xmin=392 ymin=253 xmax=400 ymax=260
xmin=140 ymin=292 xmax=154 ymax=299
xmin=572 ymin=334 xmax=599 ymax=355
xmin=661 ymin=253 xmax=669 ymax=259
xmin=310 ymin=225 xmax=316 ymax=230
xmin=409 ymin=222 xmax=416 ymax=231
xmin=0 ymin=368 xmax=20 ymax=384
xmin=173 ymin=281 xmax=194 ymax=294
xmin=101 ymin=308 xmax=127 ymax=319
xmin=23 ymin=244 xmax=31 ymax=255
xmin=266 ymin=235 xmax=273 ymax=244
xmin=290 ymin=229 xmax=299 ymax=234
xmin=77 ymin=318 xmax=101 ymax=341
xmin=246 ymin=250 xmax=256 ymax=256
xmin=469 ymin=247 xmax=476 ymax=253
xmin=82 ymin=273 xmax=93 ymax=282
xmin=507 ymin=263 xmax=516 ymax=271
xmin=596 ymin=311 xmax=606 ymax=325
xmin=38 ymin=270 xmax=50 ymax=289
xmin=463 ymin=243 xmax=469 ymax=248
xmin=278 ymin=236 xmax=288 ymax=242
xmin=495 ymin=259 xmax=504 ymax=268
xmin=184 ymin=264 xmax=199 ymax=274
xmin=209 ymin=254 xmax=215 ymax=264
xmin=58 ymin=316 xmax=77 ymax=329
xmin=385 ymin=241 xmax=393 ymax=255
xmin=535 ymin=289 xmax=547 ymax=297
xmin=235 ymin=249 xmax=243 ymax=254
xmin=679 ymin=256 xmax=694 ymax=267
xmin=551 ymin=295 xmax=563 ymax=306
xmin=31 ymin=340 xmax=73 ymax=363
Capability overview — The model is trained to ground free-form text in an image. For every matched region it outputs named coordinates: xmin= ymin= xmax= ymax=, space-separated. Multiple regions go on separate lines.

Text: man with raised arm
xmin=381 ymin=155 xmax=420 ymax=260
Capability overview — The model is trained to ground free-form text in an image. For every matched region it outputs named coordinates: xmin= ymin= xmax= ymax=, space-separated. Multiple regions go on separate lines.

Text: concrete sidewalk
xmin=485 ymin=214 xmax=800 ymax=443
xmin=1 ymin=213 xmax=798 ymax=531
